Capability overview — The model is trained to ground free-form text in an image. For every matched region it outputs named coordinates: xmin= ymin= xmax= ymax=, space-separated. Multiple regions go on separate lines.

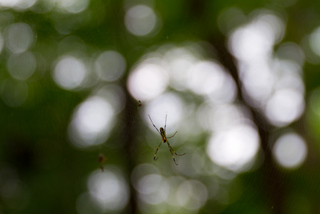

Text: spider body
xmin=160 ymin=128 xmax=167 ymax=143
xmin=148 ymin=115 xmax=185 ymax=165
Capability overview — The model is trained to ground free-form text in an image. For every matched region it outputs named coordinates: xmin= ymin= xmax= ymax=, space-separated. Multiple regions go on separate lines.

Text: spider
xmin=148 ymin=114 xmax=186 ymax=165
xmin=137 ymin=100 xmax=142 ymax=107
xmin=98 ymin=154 xmax=106 ymax=172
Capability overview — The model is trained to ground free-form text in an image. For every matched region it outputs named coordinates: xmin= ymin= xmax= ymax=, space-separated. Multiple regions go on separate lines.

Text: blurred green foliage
xmin=1 ymin=0 xmax=320 ymax=214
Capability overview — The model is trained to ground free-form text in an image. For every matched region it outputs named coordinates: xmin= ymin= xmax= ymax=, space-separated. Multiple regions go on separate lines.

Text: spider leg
xmin=175 ymin=151 xmax=186 ymax=156
xmin=167 ymin=142 xmax=178 ymax=165
xmin=154 ymin=141 xmax=162 ymax=161
xmin=164 ymin=114 xmax=167 ymax=132
xmin=167 ymin=131 xmax=178 ymax=138
xmin=167 ymin=141 xmax=185 ymax=165
xmin=168 ymin=141 xmax=186 ymax=156
xmin=148 ymin=115 xmax=160 ymax=133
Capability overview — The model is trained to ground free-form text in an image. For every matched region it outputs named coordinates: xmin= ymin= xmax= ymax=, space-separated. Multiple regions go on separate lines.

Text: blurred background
xmin=0 ymin=0 xmax=319 ymax=213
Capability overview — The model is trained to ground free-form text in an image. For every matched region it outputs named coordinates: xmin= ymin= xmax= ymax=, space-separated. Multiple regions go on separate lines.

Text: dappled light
xmin=229 ymin=10 xmax=305 ymax=127
xmin=131 ymin=163 xmax=208 ymax=212
xmin=0 ymin=0 xmax=36 ymax=11
xmin=128 ymin=42 xmax=262 ymax=173
xmin=128 ymin=44 xmax=237 ymax=105
xmin=228 ymin=11 xmax=285 ymax=62
xmin=187 ymin=60 xmax=237 ymax=103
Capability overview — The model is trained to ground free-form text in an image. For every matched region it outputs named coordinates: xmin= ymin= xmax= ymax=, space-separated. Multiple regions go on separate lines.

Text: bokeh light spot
xmin=188 ymin=60 xmax=236 ymax=103
xmin=131 ymin=163 xmax=160 ymax=190
xmin=137 ymin=174 xmax=169 ymax=205
xmin=0 ymin=0 xmax=36 ymax=10
xmin=1 ymin=78 xmax=28 ymax=107
xmin=241 ymin=64 xmax=275 ymax=107
xmin=5 ymin=22 xmax=34 ymax=53
xmin=197 ymin=103 xmax=249 ymax=133
xmin=206 ymin=123 xmax=260 ymax=172
xmin=309 ymin=26 xmax=320 ymax=57
xmin=137 ymin=174 xmax=162 ymax=195
xmin=68 ymin=96 xmax=115 ymax=148
xmin=145 ymin=92 xmax=185 ymax=135
xmin=125 ymin=5 xmax=157 ymax=36
xmin=229 ymin=11 xmax=305 ymax=127
xmin=229 ymin=23 xmax=272 ymax=61
xmin=127 ymin=59 xmax=168 ymax=100
xmin=7 ymin=51 xmax=36 ymax=80
xmin=176 ymin=180 xmax=208 ymax=210
xmin=0 ymin=0 xmax=20 ymax=7
xmin=95 ymin=51 xmax=126 ymax=82
xmin=229 ymin=11 xmax=284 ymax=62
xmin=164 ymin=47 xmax=198 ymax=91
xmin=95 ymin=85 xmax=125 ymax=114
xmin=56 ymin=0 xmax=89 ymax=14
xmin=88 ymin=168 xmax=129 ymax=212
xmin=188 ymin=61 xmax=225 ymax=95
xmin=53 ymin=56 xmax=87 ymax=90
xmin=273 ymin=133 xmax=307 ymax=169
xmin=265 ymin=89 xmax=304 ymax=127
